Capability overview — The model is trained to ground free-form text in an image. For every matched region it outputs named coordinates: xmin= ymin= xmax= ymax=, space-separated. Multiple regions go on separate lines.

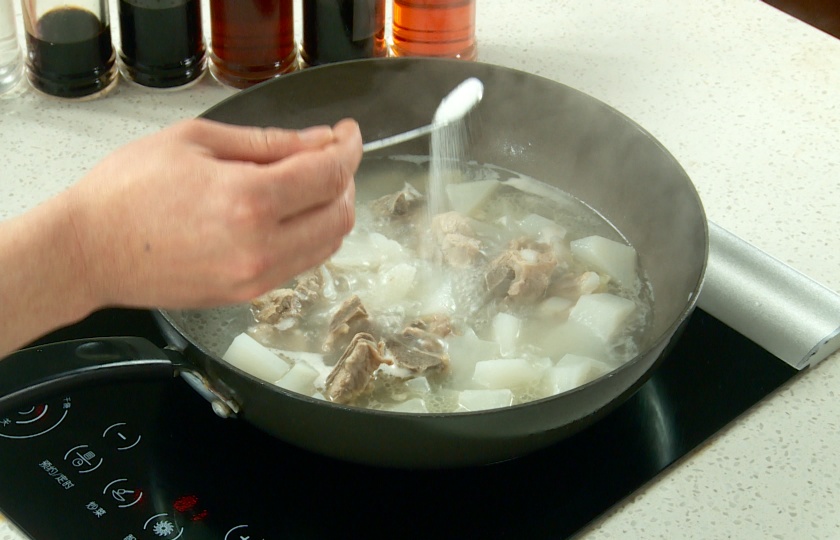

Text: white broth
xmin=222 ymin=156 xmax=653 ymax=412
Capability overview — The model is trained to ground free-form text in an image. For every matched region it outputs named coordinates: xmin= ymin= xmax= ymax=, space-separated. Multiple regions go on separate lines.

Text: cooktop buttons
xmin=0 ymin=397 xmax=71 ymax=439
xmin=103 ymin=478 xmax=144 ymax=508
xmin=225 ymin=524 xmax=265 ymax=540
xmin=143 ymin=513 xmax=183 ymax=539
xmin=102 ymin=422 xmax=142 ymax=451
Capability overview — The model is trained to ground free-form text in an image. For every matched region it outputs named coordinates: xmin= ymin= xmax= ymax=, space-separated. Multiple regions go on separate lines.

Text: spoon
xmin=361 ymin=77 xmax=484 ymax=153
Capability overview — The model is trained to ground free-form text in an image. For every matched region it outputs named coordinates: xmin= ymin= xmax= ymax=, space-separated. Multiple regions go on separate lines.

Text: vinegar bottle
xmin=118 ymin=0 xmax=206 ymax=89
xmin=391 ymin=0 xmax=477 ymax=60
xmin=209 ymin=0 xmax=297 ymax=88
xmin=301 ymin=0 xmax=386 ymax=67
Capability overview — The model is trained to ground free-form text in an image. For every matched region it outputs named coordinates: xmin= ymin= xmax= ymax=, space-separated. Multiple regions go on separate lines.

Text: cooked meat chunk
xmin=294 ymin=268 xmax=324 ymax=303
xmin=370 ymin=182 xmax=424 ymax=217
xmin=325 ymin=333 xmax=390 ymax=404
xmin=485 ymin=240 xmax=558 ymax=301
xmin=549 ymin=271 xmax=603 ymax=298
xmin=251 ymin=288 xmax=301 ymax=329
xmin=324 ymin=295 xmax=370 ymax=351
xmin=408 ymin=314 xmax=453 ymax=338
xmin=386 ymin=327 xmax=450 ymax=375
xmin=431 ymin=211 xmax=482 ymax=267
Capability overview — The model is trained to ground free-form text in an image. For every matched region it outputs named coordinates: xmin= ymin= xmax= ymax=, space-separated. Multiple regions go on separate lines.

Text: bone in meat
xmin=325 ymin=333 xmax=390 ymax=404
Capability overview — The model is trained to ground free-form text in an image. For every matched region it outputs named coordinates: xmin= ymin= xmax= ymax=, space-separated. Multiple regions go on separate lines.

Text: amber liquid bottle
xmin=209 ymin=0 xmax=296 ymax=88
xmin=392 ymin=0 xmax=477 ymax=60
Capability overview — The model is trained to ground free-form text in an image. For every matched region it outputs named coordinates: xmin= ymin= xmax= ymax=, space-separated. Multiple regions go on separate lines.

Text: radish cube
xmin=472 ymin=358 xmax=542 ymax=389
xmin=275 ymin=362 xmax=319 ymax=395
xmin=492 ymin=312 xmax=522 ymax=357
xmin=446 ymin=179 xmax=500 ymax=216
xmin=458 ymin=389 xmax=514 ymax=411
xmin=447 ymin=328 xmax=501 ymax=384
xmin=570 ymin=235 xmax=637 ymax=288
xmin=568 ymin=293 xmax=636 ymax=342
xmin=405 ymin=376 xmax=432 ymax=394
xmin=523 ymin=319 xmax=610 ymax=360
xmin=542 ymin=354 xmax=611 ymax=395
xmin=222 ymin=333 xmax=290 ymax=383
xmin=389 ymin=398 xmax=428 ymax=413
xmin=535 ymin=296 xmax=574 ymax=318
xmin=519 ymin=213 xmax=567 ymax=242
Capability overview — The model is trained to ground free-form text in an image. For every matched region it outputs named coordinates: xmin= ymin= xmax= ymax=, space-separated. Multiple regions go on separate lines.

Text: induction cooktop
xmin=0 ymin=308 xmax=797 ymax=539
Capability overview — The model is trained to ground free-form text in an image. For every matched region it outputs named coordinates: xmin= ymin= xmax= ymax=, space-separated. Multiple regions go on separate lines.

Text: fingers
xmin=225 ymin=118 xmax=362 ymax=223
xmin=176 ymin=118 xmax=337 ymax=164
xmin=224 ymin=182 xmax=356 ymax=302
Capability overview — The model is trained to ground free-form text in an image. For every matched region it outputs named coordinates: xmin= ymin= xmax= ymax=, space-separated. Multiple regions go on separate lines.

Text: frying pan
xmin=0 ymin=59 xmax=707 ymax=468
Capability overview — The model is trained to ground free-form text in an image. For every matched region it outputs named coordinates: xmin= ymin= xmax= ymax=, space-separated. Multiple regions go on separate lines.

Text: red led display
xmin=173 ymin=494 xmax=209 ymax=522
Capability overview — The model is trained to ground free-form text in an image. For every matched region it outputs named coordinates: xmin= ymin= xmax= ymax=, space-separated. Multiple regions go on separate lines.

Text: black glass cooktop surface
xmin=0 ymin=308 xmax=798 ymax=539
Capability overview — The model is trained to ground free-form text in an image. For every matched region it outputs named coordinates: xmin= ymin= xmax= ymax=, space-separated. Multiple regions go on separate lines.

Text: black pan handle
xmin=0 ymin=337 xmax=178 ymax=412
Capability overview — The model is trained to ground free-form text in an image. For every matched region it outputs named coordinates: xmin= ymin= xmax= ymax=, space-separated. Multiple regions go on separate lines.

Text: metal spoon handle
xmin=362 ymin=123 xmax=438 ymax=153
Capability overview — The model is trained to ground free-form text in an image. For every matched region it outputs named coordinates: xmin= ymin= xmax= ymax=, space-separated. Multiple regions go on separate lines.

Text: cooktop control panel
xmin=0 ymin=380 xmax=267 ymax=540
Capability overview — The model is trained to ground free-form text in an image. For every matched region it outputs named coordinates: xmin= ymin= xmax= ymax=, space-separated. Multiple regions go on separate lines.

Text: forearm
xmin=0 ymin=192 xmax=96 ymax=357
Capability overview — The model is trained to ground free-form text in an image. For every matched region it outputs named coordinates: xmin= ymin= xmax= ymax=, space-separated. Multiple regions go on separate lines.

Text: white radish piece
xmin=373 ymin=263 xmax=417 ymax=307
xmin=570 ymin=235 xmax=637 ymax=288
xmin=446 ymin=328 xmax=501 ymax=384
xmin=389 ymin=398 xmax=428 ymax=413
xmin=458 ymin=389 xmax=514 ymax=411
xmin=222 ymin=333 xmax=291 ymax=383
xmin=568 ymin=293 xmax=636 ymax=342
xmin=472 ymin=358 xmax=542 ymax=389
xmin=542 ymin=354 xmax=611 ymax=396
xmin=522 ymin=319 xmax=610 ymax=360
xmin=535 ymin=296 xmax=575 ymax=318
xmin=518 ymin=213 xmax=567 ymax=243
xmin=446 ymin=179 xmax=500 ymax=216
xmin=275 ymin=362 xmax=319 ymax=395
xmin=492 ymin=312 xmax=522 ymax=357
xmin=405 ymin=376 xmax=432 ymax=394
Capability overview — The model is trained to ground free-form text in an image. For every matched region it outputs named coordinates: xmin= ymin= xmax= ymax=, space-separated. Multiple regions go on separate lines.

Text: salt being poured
xmin=428 ymin=77 xmax=484 ymax=217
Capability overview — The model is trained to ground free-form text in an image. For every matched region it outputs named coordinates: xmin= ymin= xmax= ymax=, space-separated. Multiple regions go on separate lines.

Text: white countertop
xmin=1 ymin=0 xmax=839 ymax=538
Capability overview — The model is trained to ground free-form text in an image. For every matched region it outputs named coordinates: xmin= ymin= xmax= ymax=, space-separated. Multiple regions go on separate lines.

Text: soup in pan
xmin=222 ymin=156 xmax=653 ymax=413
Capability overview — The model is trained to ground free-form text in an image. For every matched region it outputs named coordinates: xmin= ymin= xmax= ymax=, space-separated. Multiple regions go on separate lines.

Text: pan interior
xmin=163 ymin=58 xmax=707 ymax=396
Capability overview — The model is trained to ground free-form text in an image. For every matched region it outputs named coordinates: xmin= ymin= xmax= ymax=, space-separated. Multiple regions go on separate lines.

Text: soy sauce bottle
xmin=22 ymin=0 xmax=117 ymax=99
xmin=118 ymin=0 xmax=206 ymax=89
xmin=301 ymin=0 xmax=386 ymax=67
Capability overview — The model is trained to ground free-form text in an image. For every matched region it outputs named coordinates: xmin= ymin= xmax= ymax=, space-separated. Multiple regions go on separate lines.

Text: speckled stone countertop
xmin=1 ymin=0 xmax=839 ymax=538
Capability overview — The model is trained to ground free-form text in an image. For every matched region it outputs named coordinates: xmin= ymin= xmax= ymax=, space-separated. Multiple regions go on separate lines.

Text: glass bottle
xmin=118 ymin=0 xmax=206 ymax=89
xmin=209 ymin=0 xmax=297 ymax=89
xmin=392 ymin=0 xmax=477 ymax=60
xmin=21 ymin=0 xmax=117 ymax=99
xmin=0 ymin=0 xmax=23 ymax=94
xmin=301 ymin=0 xmax=386 ymax=67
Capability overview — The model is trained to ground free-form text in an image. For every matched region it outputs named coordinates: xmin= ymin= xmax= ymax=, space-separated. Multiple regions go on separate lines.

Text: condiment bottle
xmin=209 ymin=0 xmax=297 ymax=89
xmin=301 ymin=0 xmax=386 ymax=67
xmin=21 ymin=0 xmax=117 ymax=98
xmin=118 ymin=0 xmax=206 ymax=89
xmin=391 ymin=0 xmax=477 ymax=60
xmin=0 ymin=0 xmax=23 ymax=94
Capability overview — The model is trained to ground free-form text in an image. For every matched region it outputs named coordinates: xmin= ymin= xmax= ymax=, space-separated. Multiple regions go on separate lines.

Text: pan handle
xmin=0 ymin=337 xmax=178 ymax=412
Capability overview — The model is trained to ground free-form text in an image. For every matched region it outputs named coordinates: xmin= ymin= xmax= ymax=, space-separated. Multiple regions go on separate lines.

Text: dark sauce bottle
xmin=301 ymin=0 xmax=386 ymax=67
xmin=209 ymin=0 xmax=297 ymax=88
xmin=118 ymin=0 xmax=205 ymax=89
xmin=23 ymin=6 xmax=116 ymax=99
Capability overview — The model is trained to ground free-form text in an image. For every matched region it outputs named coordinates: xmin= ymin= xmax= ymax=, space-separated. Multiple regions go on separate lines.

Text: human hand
xmin=62 ymin=117 xmax=362 ymax=310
